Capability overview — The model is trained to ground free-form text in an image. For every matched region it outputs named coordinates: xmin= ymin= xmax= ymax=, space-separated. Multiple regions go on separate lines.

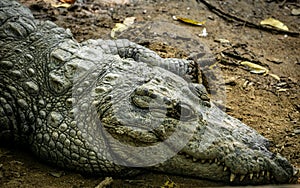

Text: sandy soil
xmin=1 ymin=0 xmax=299 ymax=187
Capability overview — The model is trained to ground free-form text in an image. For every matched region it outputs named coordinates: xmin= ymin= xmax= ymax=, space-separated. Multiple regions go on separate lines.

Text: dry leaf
xmin=215 ymin=38 xmax=230 ymax=44
xmin=161 ymin=180 xmax=176 ymax=188
xmin=240 ymin=61 xmax=269 ymax=74
xmin=51 ymin=3 xmax=72 ymax=8
xmin=291 ymin=8 xmax=300 ymax=16
xmin=123 ymin=17 xmax=136 ymax=26
xmin=111 ymin=17 xmax=136 ymax=38
xmin=173 ymin=16 xmax=206 ymax=26
xmin=59 ymin=0 xmax=75 ymax=3
xmin=277 ymin=88 xmax=288 ymax=92
xmin=260 ymin=18 xmax=289 ymax=31
xmin=111 ymin=23 xmax=127 ymax=38
xmin=269 ymin=73 xmax=281 ymax=81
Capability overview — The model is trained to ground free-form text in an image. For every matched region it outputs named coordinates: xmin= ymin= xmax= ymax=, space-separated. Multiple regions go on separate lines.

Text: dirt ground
xmin=1 ymin=0 xmax=300 ymax=187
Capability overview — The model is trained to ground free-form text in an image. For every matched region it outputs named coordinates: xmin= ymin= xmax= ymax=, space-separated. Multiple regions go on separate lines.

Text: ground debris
xmin=260 ymin=18 xmax=289 ymax=31
xmin=291 ymin=8 xmax=300 ymax=16
xmin=294 ymin=129 xmax=300 ymax=134
xmin=111 ymin=17 xmax=136 ymax=39
xmin=161 ymin=180 xmax=176 ymax=188
xmin=44 ymin=0 xmax=73 ymax=8
xmin=266 ymin=57 xmax=284 ymax=64
xmin=48 ymin=170 xmax=65 ymax=178
xmin=214 ymin=38 xmax=230 ymax=44
xmin=199 ymin=0 xmax=300 ymax=36
xmin=224 ymin=76 xmax=238 ymax=86
xmin=59 ymin=0 xmax=75 ymax=4
xmin=172 ymin=16 xmax=206 ymax=26
xmin=95 ymin=177 xmax=113 ymax=188
xmin=240 ymin=61 xmax=269 ymax=74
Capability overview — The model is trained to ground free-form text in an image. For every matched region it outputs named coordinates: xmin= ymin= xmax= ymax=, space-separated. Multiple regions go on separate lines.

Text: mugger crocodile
xmin=0 ymin=0 xmax=299 ymax=185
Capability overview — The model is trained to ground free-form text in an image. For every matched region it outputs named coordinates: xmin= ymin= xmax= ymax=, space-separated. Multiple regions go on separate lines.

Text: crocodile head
xmin=70 ymin=51 xmax=299 ymax=185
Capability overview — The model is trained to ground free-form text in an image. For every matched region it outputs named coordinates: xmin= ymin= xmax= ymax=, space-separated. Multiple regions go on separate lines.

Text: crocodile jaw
xmin=151 ymin=104 xmax=297 ymax=184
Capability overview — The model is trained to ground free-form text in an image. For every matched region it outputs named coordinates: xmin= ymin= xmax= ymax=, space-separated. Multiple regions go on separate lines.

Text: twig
xmin=221 ymin=51 xmax=266 ymax=67
xmin=279 ymin=0 xmax=287 ymax=8
xmin=95 ymin=177 xmax=113 ymax=188
xmin=197 ymin=0 xmax=300 ymax=37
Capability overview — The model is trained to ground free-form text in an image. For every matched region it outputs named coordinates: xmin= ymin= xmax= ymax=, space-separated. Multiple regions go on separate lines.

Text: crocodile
xmin=0 ymin=0 xmax=299 ymax=185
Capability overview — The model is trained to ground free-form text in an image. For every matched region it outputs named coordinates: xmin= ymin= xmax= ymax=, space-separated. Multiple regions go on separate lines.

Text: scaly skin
xmin=0 ymin=0 xmax=299 ymax=185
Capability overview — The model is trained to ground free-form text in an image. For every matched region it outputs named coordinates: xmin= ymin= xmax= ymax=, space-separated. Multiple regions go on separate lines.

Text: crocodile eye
xmin=175 ymin=102 xmax=195 ymax=121
xmin=180 ymin=103 xmax=194 ymax=120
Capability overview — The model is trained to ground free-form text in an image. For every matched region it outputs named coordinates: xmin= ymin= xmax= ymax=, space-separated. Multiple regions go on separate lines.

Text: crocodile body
xmin=0 ymin=0 xmax=299 ymax=185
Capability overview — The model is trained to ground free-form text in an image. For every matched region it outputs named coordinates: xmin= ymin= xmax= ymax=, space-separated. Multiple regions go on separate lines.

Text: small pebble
xmin=49 ymin=171 xmax=65 ymax=178
xmin=294 ymin=129 xmax=300 ymax=134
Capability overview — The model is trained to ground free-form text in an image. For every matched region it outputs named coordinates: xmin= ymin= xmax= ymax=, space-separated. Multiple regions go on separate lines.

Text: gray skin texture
xmin=0 ymin=0 xmax=299 ymax=185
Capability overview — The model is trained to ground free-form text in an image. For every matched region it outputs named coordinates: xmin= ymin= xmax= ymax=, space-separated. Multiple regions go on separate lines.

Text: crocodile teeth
xmin=223 ymin=166 xmax=228 ymax=171
xmin=240 ymin=175 xmax=245 ymax=181
xmin=256 ymin=173 xmax=259 ymax=178
xmin=192 ymin=158 xmax=197 ymax=162
xmin=249 ymin=173 xmax=253 ymax=180
xmin=209 ymin=159 xmax=213 ymax=163
xmin=201 ymin=160 xmax=206 ymax=164
xmin=230 ymin=173 xmax=236 ymax=182
xmin=261 ymin=171 xmax=265 ymax=176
